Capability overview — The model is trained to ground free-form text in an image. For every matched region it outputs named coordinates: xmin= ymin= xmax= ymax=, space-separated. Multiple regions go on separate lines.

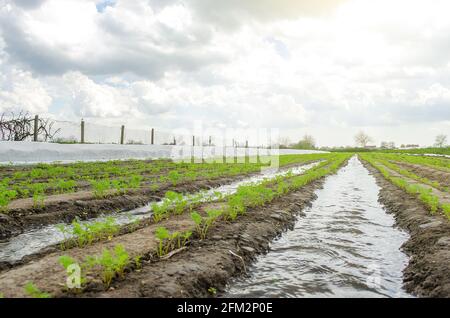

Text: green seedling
xmin=442 ymin=204 xmax=450 ymax=219
xmin=152 ymin=200 xmax=171 ymax=222
xmin=0 ymin=187 xmax=17 ymax=213
xmin=168 ymin=171 xmax=181 ymax=185
xmin=55 ymin=179 xmax=77 ymax=194
xmin=94 ymin=244 xmax=130 ymax=287
xmin=31 ymin=183 xmax=46 ymax=208
xmin=90 ymin=179 xmax=111 ymax=198
xmin=165 ymin=191 xmax=187 ymax=214
xmin=208 ymin=287 xmax=217 ymax=296
xmin=57 ymin=217 xmax=120 ymax=249
xmin=155 ymin=226 xmax=191 ymax=257
xmin=191 ymin=209 xmax=222 ymax=240
xmin=134 ymin=256 xmax=142 ymax=269
xmin=59 ymin=255 xmax=88 ymax=291
xmin=155 ymin=226 xmax=170 ymax=257
xmin=24 ymin=282 xmax=51 ymax=298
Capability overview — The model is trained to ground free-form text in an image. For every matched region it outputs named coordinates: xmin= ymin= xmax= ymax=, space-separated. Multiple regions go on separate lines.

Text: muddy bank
xmin=361 ymin=159 xmax=450 ymax=297
xmin=84 ymin=179 xmax=329 ymax=298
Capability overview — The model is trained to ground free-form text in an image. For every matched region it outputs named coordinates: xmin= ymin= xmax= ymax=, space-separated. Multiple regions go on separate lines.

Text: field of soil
xmin=0 ymin=152 xmax=449 ymax=299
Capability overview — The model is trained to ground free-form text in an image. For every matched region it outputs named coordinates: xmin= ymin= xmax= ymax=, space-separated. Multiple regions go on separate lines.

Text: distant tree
xmin=354 ymin=131 xmax=373 ymax=148
xmin=278 ymin=137 xmax=291 ymax=149
xmin=434 ymin=134 xmax=447 ymax=148
xmin=293 ymin=134 xmax=316 ymax=149
xmin=380 ymin=141 xmax=395 ymax=149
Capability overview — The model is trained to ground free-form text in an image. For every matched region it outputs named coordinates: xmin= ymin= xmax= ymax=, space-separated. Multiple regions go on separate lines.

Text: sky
xmin=0 ymin=0 xmax=449 ymax=147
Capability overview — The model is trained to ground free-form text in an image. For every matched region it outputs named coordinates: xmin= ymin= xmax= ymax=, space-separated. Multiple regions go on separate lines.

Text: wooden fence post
xmin=80 ymin=120 xmax=85 ymax=144
xmin=223 ymin=139 xmax=226 ymax=164
xmin=192 ymin=136 xmax=195 ymax=146
xmin=120 ymin=125 xmax=125 ymax=144
xmin=33 ymin=115 xmax=39 ymax=142
xmin=151 ymin=128 xmax=154 ymax=145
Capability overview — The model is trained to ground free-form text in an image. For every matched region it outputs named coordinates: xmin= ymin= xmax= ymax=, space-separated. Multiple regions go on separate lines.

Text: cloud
xmin=11 ymin=0 xmax=46 ymax=9
xmin=188 ymin=0 xmax=348 ymax=30
xmin=0 ymin=0 xmax=225 ymax=78
xmin=0 ymin=68 xmax=52 ymax=114
xmin=0 ymin=0 xmax=449 ymax=147
xmin=62 ymin=72 xmax=176 ymax=118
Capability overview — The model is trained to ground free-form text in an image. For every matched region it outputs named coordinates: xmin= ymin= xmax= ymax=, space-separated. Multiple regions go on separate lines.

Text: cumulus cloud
xmin=11 ymin=0 xmax=46 ymax=9
xmin=0 ymin=0 xmax=225 ymax=78
xmin=0 ymin=0 xmax=449 ymax=146
xmin=188 ymin=0 xmax=348 ymax=30
xmin=0 ymin=68 xmax=52 ymax=114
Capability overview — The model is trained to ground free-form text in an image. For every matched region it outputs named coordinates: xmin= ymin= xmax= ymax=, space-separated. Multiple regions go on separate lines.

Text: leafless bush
xmin=0 ymin=111 xmax=60 ymax=141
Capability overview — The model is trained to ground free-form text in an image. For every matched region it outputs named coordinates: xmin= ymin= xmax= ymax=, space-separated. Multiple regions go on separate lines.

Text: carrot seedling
xmin=24 ymin=282 xmax=51 ymax=298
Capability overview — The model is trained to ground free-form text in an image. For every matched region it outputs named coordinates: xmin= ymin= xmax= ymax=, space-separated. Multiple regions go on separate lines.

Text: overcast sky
xmin=0 ymin=0 xmax=449 ymax=147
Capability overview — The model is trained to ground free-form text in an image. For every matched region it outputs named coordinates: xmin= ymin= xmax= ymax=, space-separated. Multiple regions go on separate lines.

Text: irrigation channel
xmin=225 ymin=156 xmax=412 ymax=298
xmin=0 ymin=162 xmax=320 ymax=265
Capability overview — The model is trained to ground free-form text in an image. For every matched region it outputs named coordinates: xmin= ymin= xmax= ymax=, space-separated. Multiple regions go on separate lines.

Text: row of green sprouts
xmin=0 ymin=153 xmax=334 ymax=213
xmin=360 ymin=154 xmax=450 ymax=219
xmin=14 ymin=153 xmax=349 ymax=297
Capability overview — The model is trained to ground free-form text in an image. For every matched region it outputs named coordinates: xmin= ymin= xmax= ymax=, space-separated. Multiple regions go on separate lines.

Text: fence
xmin=47 ymin=118 xmax=277 ymax=149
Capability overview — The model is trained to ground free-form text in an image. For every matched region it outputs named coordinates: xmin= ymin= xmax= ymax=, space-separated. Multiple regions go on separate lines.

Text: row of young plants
xmin=370 ymin=157 xmax=449 ymax=193
xmin=48 ymin=155 xmax=331 ymax=254
xmin=0 ymin=154 xmax=333 ymax=213
xmin=0 ymin=243 xmax=135 ymax=298
xmin=6 ymin=154 xmax=348 ymax=297
xmin=360 ymin=154 xmax=450 ymax=219
xmin=152 ymin=154 xmax=350 ymax=258
xmin=369 ymin=153 xmax=450 ymax=172
xmin=1 ymin=159 xmax=172 ymax=181
xmin=59 ymin=244 xmax=138 ymax=291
